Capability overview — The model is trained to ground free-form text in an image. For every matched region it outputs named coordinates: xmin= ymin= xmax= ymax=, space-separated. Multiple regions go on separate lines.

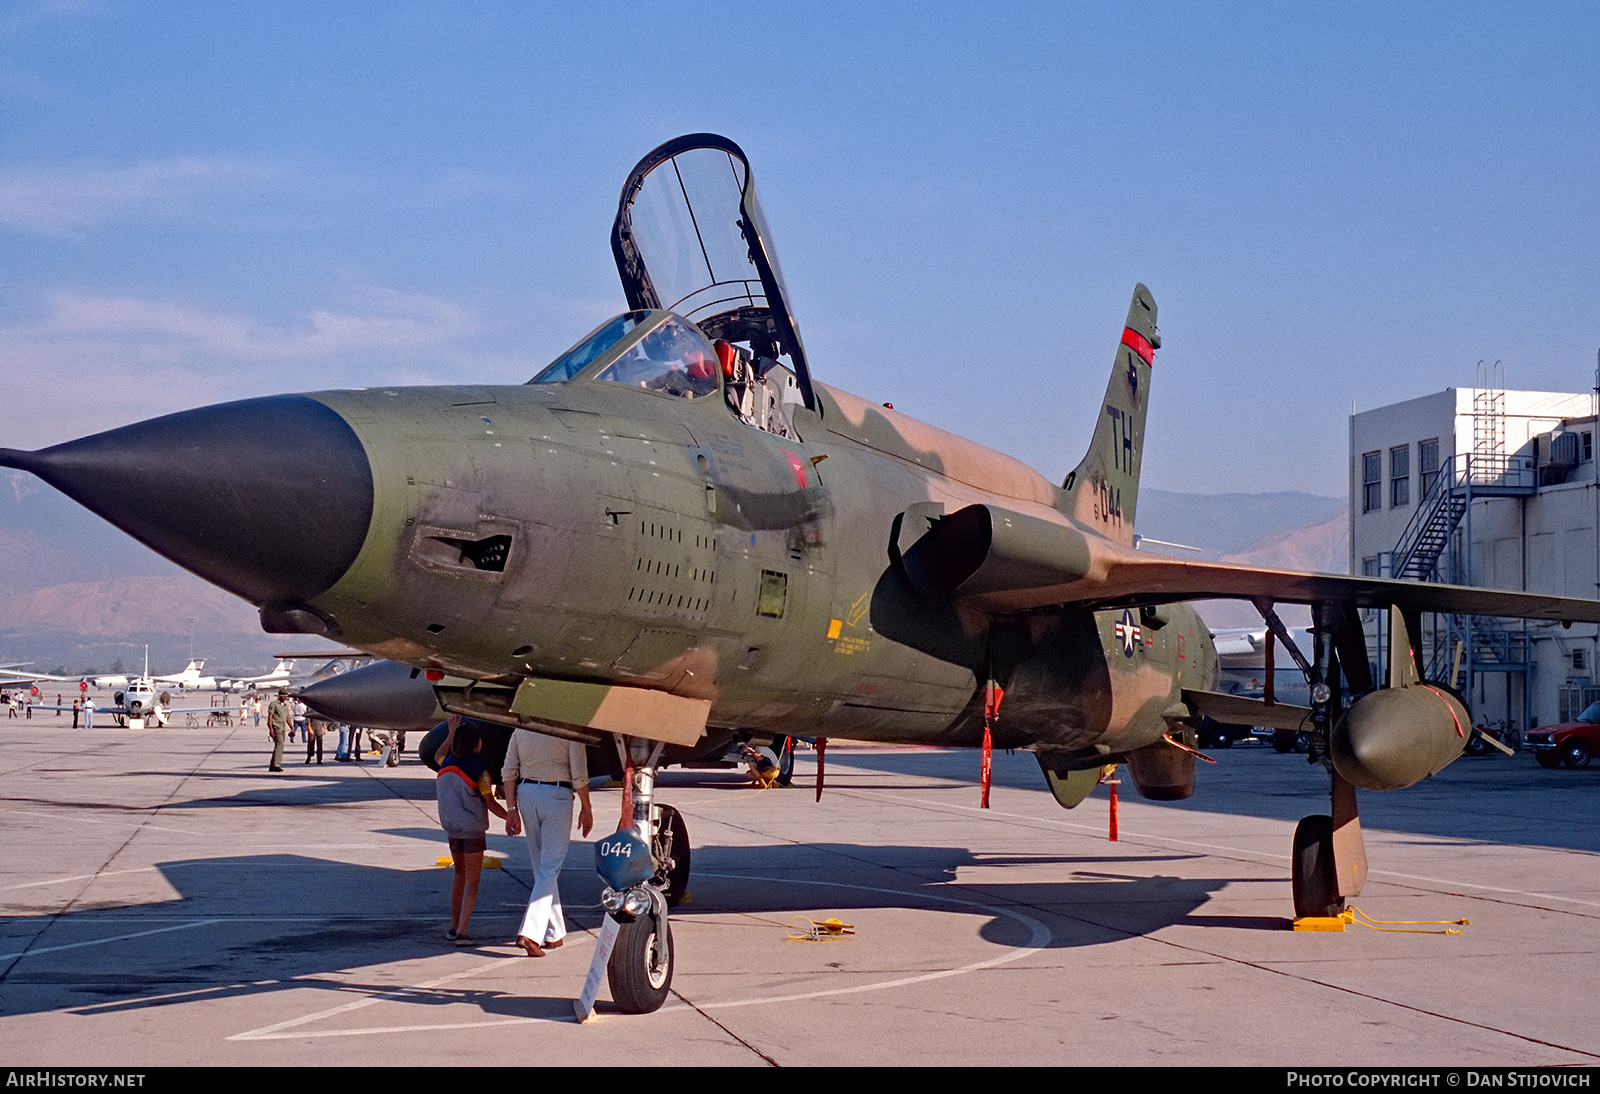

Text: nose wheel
xmin=608 ymin=907 xmax=674 ymax=1013
xmin=590 ymin=736 xmax=686 ymax=1015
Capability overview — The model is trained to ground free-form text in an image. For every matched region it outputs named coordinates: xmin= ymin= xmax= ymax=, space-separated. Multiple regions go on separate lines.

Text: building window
xmin=1390 ymin=444 xmax=1410 ymax=508
xmin=1362 ymin=451 xmax=1381 ymax=513
xmin=1360 ymin=557 xmax=1381 ymax=620
xmin=1584 ymin=432 xmax=1594 ymax=463
xmin=1574 ymin=648 xmax=1587 ymax=674
xmin=1419 ymin=437 xmax=1440 ymax=496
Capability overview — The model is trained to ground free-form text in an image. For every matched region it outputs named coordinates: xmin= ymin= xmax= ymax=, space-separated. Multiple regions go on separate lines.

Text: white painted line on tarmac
xmin=229 ymin=961 xmax=519 ymax=1039
xmin=0 ymin=918 xmax=221 ymax=961
xmin=240 ymin=1016 xmax=544 ymax=1038
xmin=0 ymin=866 xmax=161 ymax=892
xmin=691 ymin=872 xmax=1051 ymax=1011
xmin=852 ymin=788 xmax=1600 ymax=909
xmin=228 ymin=871 xmax=1052 ymax=1038
xmin=1355 ymin=871 xmax=1600 ymax=910
xmin=0 ymin=853 xmax=432 ymax=894
xmin=6 ymin=808 xmax=194 ymax=836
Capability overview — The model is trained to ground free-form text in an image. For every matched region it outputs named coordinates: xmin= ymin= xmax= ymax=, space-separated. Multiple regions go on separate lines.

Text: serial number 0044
xmin=1093 ymin=478 xmax=1123 ymax=527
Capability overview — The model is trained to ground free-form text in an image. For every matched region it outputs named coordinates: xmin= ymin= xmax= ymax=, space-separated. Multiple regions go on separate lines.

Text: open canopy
xmin=611 ymin=134 xmax=814 ymax=409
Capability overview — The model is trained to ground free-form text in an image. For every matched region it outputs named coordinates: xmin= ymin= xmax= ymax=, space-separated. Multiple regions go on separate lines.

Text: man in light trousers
xmin=502 ymin=728 xmax=593 ymax=957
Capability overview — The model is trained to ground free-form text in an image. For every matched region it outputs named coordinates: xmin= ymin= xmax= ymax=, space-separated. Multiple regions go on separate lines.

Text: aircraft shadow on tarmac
xmin=830 ymin=745 xmax=1600 ymax=854
xmin=99 ymin=740 xmax=1600 ymax=858
xmin=661 ymin=845 xmax=1247 ymax=948
xmin=143 ymin=767 xmax=440 ymax=810
xmin=0 ymin=840 xmax=1260 ymax=1022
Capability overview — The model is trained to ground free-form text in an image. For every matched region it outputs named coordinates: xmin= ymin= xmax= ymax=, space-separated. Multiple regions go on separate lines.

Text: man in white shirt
xmin=502 ymin=729 xmax=594 ymax=956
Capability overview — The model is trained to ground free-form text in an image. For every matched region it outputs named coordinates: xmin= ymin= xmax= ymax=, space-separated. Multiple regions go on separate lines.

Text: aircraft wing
xmin=0 ymin=668 xmax=80 ymax=684
xmin=1209 ymin=631 xmax=1262 ymax=657
xmin=1181 ymin=689 xmax=1313 ymax=731
xmin=272 ymin=650 xmax=376 ymax=660
xmin=1064 ymin=557 xmax=1600 ymax=621
xmin=898 ymin=503 xmax=1600 ymax=622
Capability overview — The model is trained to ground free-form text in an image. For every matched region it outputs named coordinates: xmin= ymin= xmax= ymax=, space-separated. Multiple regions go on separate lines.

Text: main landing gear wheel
xmin=1291 ymin=814 xmax=1345 ymax=919
xmin=776 ymin=736 xmax=796 ymax=786
xmin=607 ymin=912 xmax=674 ymax=1014
xmin=653 ymin=804 xmax=691 ymax=907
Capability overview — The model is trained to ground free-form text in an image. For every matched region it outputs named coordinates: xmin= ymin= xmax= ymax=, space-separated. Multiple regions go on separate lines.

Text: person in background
xmin=265 ymin=692 xmax=291 ymax=773
xmin=305 ymin=715 xmax=326 ymax=764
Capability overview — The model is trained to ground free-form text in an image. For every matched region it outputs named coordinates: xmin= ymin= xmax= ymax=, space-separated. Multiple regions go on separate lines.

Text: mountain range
xmin=1137 ymin=488 xmax=1347 ymax=629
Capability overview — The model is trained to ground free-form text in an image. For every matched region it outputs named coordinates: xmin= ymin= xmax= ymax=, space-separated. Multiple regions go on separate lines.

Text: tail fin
xmin=1057 ymin=283 xmax=1158 ymax=547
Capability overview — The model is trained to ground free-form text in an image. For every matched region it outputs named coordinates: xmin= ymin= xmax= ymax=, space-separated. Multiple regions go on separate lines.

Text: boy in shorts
xmin=435 ymin=716 xmax=508 ymax=945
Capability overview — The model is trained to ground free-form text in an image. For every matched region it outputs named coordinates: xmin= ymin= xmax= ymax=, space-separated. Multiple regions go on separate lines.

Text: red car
xmin=1524 ymin=703 xmax=1600 ymax=768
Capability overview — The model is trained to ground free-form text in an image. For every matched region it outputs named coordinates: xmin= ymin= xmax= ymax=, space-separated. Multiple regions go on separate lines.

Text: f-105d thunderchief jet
xmin=6 ymin=134 xmax=1598 ymax=1014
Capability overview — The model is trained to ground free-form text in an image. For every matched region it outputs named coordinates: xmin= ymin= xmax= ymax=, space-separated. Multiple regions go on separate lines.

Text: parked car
xmin=1196 ymin=716 xmax=1258 ymax=749
xmin=1267 ymin=727 xmax=1315 ymax=753
xmin=1524 ymin=702 xmax=1600 ymax=768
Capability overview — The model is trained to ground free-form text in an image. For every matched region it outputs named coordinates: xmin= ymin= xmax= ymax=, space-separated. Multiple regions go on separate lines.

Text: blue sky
xmin=4 ymin=1 xmax=1597 ymax=500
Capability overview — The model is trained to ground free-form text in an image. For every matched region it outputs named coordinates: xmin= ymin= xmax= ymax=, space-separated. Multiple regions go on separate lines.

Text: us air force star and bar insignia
xmin=1114 ymin=609 xmax=1142 ymax=658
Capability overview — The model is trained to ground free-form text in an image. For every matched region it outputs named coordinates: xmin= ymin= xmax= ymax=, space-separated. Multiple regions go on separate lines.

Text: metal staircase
xmin=1383 ymin=452 xmax=1535 ymax=582
xmin=1380 ymin=369 xmax=1537 ymax=728
xmin=1426 ymin=613 xmax=1530 ymax=683
xmin=1389 ymin=466 xmax=1468 ymax=580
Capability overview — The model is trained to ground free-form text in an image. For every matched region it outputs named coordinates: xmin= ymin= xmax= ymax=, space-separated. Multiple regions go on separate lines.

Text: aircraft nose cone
xmin=0 ymin=395 xmax=373 ymax=614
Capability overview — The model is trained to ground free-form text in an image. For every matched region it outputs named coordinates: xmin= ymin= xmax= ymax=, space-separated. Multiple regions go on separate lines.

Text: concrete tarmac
xmin=1 ymin=706 xmax=1597 ymax=1067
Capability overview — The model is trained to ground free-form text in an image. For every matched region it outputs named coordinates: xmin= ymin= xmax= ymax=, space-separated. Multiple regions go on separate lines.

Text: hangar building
xmin=1349 ymin=378 xmax=1599 ymax=734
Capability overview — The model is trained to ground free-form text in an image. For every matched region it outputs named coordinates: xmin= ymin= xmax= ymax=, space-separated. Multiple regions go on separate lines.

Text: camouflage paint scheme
xmin=8 ymin=134 xmax=1600 ymax=905
xmin=289 ymin=280 xmax=1207 ymax=795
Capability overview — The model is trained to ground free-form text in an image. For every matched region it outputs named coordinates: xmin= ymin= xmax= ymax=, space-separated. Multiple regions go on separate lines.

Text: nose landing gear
xmin=608 ymin=888 xmax=674 ymax=1013
xmin=586 ymin=736 xmax=688 ymax=1015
